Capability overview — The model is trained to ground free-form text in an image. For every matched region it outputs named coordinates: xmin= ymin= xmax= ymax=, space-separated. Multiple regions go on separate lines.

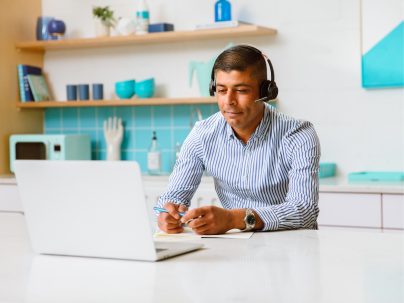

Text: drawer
xmin=382 ymin=194 xmax=404 ymax=229
xmin=0 ymin=184 xmax=23 ymax=212
xmin=318 ymin=193 xmax=381 ymax=228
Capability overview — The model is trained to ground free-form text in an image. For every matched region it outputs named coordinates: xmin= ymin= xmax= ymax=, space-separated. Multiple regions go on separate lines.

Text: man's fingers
xmin=161 ymin=213 xmax=179 ymax=224
xmin=164 ymin=203 xmax=180 ymax=219
xmin=163 ymin=227 xmax=183 ymax=234
xmin=178 ymin=205 xmax=188 ymax=213
xmin=187 ymin=217 xmax=207 ymax=229
xmin=181 ymin=207 xmax=206 ymax=223
xmin=192 ymin=225 xmax=211 ymax=235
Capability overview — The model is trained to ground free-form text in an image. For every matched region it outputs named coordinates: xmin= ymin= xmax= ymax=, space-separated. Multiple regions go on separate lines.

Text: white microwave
xmin=9 ymin=134 xmax=91 ymax=173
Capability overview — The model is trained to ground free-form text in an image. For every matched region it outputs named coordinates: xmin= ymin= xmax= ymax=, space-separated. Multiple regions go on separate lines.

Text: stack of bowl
xmin=115 ymin=80 xmax=135 ymax=99
xmin=135 ymin=78 xmax=155 ymax=98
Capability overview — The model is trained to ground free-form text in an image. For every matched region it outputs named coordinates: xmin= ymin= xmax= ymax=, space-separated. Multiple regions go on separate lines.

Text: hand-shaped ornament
xmin=103 ymin=116 xmax=123 ymax=161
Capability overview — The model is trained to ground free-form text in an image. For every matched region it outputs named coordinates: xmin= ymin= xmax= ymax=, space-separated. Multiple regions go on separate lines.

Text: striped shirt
xmin=157 ymin=103 xmax=321 ymax=231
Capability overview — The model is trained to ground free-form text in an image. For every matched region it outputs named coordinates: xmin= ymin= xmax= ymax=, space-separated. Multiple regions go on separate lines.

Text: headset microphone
xmin=209 ymin=44 xmax=278 ymax=102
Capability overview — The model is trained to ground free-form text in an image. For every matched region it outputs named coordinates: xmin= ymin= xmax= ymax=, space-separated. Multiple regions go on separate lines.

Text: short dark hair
xmin=213 ymin=45 xmax=267 ymax=85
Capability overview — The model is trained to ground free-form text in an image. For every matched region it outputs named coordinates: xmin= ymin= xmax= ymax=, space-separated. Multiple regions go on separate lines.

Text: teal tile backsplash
xmin=44 ymin=103 xmax=276 ymax=173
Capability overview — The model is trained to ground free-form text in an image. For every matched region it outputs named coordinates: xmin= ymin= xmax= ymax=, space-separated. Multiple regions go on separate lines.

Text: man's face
xmin=216 ymin=69 xmax=264 ymax=131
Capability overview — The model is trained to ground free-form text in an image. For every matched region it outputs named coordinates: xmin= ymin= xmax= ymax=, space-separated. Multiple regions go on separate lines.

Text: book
xmin=195 ymin=20 xmax=239 ymax=30
xmin=17 ymin=65 xmax=42 ymax=102
xmin=27 ymin=74 xmax=51 ymax=102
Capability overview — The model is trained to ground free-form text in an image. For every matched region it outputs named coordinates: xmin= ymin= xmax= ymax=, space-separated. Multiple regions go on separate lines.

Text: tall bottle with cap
xmin=136 ymin=0 xmax=149 ymax=35
xmin=148 ymin=131 xmax=161 ymax=175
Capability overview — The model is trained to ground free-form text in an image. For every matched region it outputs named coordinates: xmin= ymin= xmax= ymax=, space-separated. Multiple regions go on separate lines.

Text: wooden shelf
xmin=15 ymin=23 xmax=276 ymax=52
xmin=16 ymin=97 xmax=219 ymax=109
xmin=16 ymin=97 xmax=277 ymax=110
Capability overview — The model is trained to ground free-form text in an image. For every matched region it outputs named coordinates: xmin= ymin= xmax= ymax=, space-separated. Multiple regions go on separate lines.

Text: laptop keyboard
xmin=156 ymin=248 xmax=168 ymax=252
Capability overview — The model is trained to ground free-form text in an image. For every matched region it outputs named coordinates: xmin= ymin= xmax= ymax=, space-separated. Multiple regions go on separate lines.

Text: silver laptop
xmin=13 ymin=160 xmax=203 ymax=261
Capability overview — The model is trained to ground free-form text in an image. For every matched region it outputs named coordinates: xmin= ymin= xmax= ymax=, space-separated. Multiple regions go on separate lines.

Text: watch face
xmin=246 ymin=214 xmax=256 ymax=226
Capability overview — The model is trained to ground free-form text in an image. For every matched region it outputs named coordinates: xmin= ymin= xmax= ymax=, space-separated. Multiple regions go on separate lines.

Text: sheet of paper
xmin=154 ymin=227 xmax=253 ymax=239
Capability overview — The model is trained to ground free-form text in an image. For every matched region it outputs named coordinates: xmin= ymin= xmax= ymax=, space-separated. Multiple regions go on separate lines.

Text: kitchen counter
xmin=319 ymin=177 xmax=404 ymax=194
xmin=2 ymin=174 xmax=403 ymax=194
xmin=0 ymin=214 xmax=402 ymax=303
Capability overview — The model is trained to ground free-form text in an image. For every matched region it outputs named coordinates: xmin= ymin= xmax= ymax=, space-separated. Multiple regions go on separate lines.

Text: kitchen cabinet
xmin=317 ymin=192 xmax=382 ymax=228
xmin=382 ymin=194 xmax=404 ymax=229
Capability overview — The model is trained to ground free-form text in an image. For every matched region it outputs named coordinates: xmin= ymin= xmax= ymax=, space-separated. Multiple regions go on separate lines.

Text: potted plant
xmin=93 ymin=6 xmax=116 ymax=37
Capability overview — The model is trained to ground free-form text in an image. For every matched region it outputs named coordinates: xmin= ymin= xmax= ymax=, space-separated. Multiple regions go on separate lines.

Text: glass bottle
xmin=215 ymin=0 xmax=231 ymax=22
xmin=136 ymin=0 xmax=149 ymax=35
xmin=147 ymin=131 xmax=161 ymax=175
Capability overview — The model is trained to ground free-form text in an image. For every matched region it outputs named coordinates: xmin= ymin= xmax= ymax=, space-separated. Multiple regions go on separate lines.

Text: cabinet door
xmin=318 ymin=193 xmax=381 ymax=228
xmin=382 ymin=194 xmax=404 ymax=229
xmin=0 ymin=185 xmax=23 ymax=212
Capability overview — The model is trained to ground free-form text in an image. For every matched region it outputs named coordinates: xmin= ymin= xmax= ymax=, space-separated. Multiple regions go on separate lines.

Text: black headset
xmin=209 ymin=44 xmax=278 ymax=102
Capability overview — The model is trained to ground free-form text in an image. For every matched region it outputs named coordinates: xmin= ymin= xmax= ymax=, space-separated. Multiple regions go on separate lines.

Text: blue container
xmin=348 ymin=172 xmax=404 ymax=181
xmin=135 ymin=78 xmax=155 ymax=98
xmin=78 ymin=84 xmax=90 ymax=100
xmin=66 ymin=85 xmax=77 ymax=101
xmin=215 ymin=0 xmax=231 ymax=22
xmin=92 ymin=84 xmax=103 ymax=100
xmin=48 ymin=20 xmax=66 ymax=35
xmin=36 ymin=16 xmax=55 ymax=40
xmin=319 ymin=163 xmax=336 ymax=178
xmin=115 ymin=80 xmax=135 ymax=99
xmin=148 ymin=23 xmax=174 ymax=33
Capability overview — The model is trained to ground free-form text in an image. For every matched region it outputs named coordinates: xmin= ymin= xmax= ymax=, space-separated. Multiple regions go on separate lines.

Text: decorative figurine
xmin=103 ymin=117 xmax=123 ymax=161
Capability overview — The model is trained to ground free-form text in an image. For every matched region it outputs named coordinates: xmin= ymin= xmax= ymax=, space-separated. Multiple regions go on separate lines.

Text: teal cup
xmin=135 ymin=78 xmax=155 ymax=98
xmin=115 ymin=80 xmax=135 ymax=99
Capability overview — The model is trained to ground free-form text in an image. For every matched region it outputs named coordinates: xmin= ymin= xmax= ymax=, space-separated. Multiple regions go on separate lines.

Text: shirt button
xmin=241 ymin=176 xmax=245 ymax=181
xmin=245 ymin=150 xmax=249 ymax=154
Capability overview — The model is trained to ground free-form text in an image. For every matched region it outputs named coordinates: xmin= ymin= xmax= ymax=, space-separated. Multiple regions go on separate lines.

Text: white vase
xmin=116 ymin=18 xmax=136 ymax=36
xmin=95 ymin=21 xmax=110 ymax=37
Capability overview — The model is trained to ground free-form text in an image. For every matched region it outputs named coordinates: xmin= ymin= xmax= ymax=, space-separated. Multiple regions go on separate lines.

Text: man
xmin=157 ymin=44 xmax=321 ymax=235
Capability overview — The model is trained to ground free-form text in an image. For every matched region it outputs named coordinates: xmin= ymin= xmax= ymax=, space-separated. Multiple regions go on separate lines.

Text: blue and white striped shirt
xmin=157 ymin=103 xmax=321 ymax=231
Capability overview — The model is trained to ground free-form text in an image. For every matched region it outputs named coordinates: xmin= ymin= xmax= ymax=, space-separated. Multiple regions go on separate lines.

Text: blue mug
xmin=92 ymin=84 xmax=103 ymax=100
xmin=78 ymin=84 xmax=89 ymax=100
xmin=66 ymin=85 xmax=77 ymax=101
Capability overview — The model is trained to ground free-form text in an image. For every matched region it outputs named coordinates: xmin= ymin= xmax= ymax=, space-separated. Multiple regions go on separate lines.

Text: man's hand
xmin=180 ymin=206 xmax=235 ymax=235
xmin=157 ymin=202 xmax=188 ymax=234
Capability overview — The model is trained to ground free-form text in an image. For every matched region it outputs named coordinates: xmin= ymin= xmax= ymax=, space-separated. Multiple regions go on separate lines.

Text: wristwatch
xmin=241 ymin=208 xmax=256 ymax=232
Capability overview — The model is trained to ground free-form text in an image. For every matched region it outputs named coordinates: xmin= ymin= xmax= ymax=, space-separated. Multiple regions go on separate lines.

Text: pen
xmin=153 ymin=207 xmax=186 ymax=217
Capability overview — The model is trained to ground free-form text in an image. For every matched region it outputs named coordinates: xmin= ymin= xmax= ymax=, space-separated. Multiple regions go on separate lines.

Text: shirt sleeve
xmin=155 ymin=126 xmax=205 ymax=220
xmin=251 ymin=121 xmax=321 ymax=231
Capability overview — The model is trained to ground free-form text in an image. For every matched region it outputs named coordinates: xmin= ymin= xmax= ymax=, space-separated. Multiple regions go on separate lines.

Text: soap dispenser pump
xmin=148 ymin=131 xmax=161 ymax=175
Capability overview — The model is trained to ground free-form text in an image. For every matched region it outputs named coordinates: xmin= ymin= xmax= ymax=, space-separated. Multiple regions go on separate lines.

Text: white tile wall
xmin=42 ymin=0 xmax=404 ymax=177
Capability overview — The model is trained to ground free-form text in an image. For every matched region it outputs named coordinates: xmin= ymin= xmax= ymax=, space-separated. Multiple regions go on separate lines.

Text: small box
xmin=148 ymin=23 xmax=174 ymax=33
xmin=319 ymin=163 xmax=336 ymax=178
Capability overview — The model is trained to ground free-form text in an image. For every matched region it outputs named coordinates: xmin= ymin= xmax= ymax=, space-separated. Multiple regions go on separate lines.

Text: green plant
xmin=92 ymin=6 xmax=116 ymax=27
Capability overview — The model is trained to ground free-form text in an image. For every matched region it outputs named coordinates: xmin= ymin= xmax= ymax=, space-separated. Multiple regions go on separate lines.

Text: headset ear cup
xmin=268 ymin=82 xmax=278 ymax=100
xmin=260 ymin=80 xmax=271 ymax=100
xmin=209 ymin=80 xmax=216 ymax=97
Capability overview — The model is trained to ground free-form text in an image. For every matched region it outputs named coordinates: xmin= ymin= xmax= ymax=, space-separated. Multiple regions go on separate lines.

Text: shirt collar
xmin=225 ymin=103 xmax=271 ymax=141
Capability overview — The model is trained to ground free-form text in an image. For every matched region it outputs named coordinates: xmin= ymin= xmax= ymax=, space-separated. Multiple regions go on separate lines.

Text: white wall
xmin=42 ymin=0 xmax=404 ymax=177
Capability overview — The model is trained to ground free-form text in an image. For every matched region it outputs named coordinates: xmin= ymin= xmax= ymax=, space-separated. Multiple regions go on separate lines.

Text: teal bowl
xmin=135 ymin=78 xmax=155 ymax=99
xmin=115 ymin=80 xmax=135 ymax=99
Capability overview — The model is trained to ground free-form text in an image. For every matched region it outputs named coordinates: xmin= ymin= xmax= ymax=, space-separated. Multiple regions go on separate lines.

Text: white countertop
xmin=0 ymin=214 xmax=402 ymax=303
xmin=2 ymin=174 xmax=403 ymax=194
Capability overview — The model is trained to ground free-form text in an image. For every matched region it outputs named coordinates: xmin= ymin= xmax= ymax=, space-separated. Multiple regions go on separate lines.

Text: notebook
xmin=155 ymin=227 xmax=254 ymax=239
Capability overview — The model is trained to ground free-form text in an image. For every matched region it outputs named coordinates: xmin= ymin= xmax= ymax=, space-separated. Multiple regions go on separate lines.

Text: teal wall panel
xmin=362 ymin=21 xmax=404 ymax=88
